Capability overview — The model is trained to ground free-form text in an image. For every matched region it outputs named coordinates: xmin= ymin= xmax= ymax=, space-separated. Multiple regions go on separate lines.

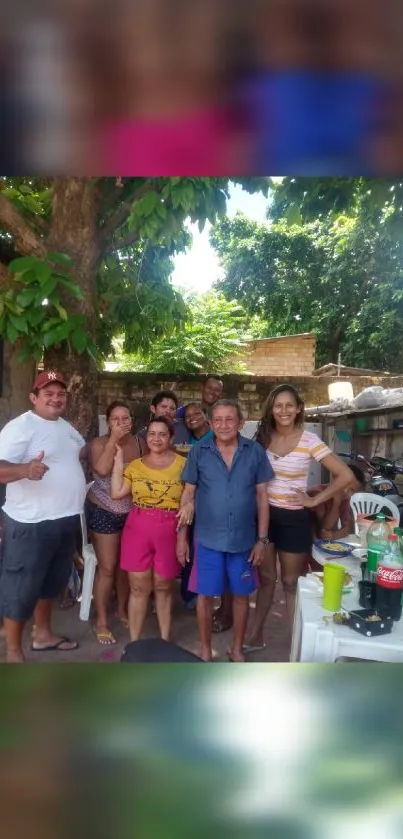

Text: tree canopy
xmin=0 ymin=176 xmax=268 ymax=434
xmin=212 ymin=178 xmax=403 ymax=370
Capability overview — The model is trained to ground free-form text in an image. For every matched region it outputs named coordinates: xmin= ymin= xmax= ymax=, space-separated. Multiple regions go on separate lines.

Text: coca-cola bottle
xmin=376 ymin=534 xmax=403 ymax=620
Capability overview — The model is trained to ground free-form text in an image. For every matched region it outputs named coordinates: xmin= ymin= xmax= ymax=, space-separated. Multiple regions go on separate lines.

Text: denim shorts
xmin=0 ymin=513 xmax=78 ymax=621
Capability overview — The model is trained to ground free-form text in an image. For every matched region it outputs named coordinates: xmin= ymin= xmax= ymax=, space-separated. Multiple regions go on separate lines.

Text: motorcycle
xmin=338 ymin=451 xmax=403 ymax=525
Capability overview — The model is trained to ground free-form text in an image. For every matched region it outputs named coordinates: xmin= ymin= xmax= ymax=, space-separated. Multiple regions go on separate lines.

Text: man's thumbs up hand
xmin=27 ymin=452 xmax=49 ymax=480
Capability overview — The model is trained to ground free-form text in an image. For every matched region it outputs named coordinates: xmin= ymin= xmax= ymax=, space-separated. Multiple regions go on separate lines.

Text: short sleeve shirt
xmin=181 ymin=435 xmax=274 ymax=552
xmin=0 ymin=410 xmax=86 ymax=523
xmin=266 ymin=430 xmax=332 ymax=510
xmin=123 ymin=454 xmax=186 ymax=510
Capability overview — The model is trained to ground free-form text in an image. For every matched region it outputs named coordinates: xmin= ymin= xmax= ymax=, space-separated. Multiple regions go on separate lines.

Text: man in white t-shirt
xmin=0 ymin=370 xmax=87 ymax=662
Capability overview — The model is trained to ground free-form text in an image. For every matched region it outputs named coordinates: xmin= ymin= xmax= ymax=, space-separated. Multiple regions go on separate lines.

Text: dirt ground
xmin=0 ymin=580 xmax=290 ymax=663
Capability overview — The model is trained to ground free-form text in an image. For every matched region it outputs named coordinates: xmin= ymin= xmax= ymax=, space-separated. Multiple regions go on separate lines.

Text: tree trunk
xmin=43 ymin=179 xmax=102 ymax=439
xmin=0 ymin=341 xmax=35 ymax=428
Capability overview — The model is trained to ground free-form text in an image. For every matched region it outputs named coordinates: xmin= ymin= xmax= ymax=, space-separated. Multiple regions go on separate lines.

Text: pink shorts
xmin=120 ymin=507 xmax=180 ymax=580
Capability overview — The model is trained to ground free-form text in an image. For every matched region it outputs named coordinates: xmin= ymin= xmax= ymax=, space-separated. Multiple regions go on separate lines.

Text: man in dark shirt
xmin=178 ymin=400 xmax=273 ymax=662
xmin=138 ymin=390 xmax=190 ymax=447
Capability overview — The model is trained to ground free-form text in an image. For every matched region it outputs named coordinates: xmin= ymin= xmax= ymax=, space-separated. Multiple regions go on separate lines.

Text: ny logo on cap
xmin=47 ymin=372 xmax=57 ymax=380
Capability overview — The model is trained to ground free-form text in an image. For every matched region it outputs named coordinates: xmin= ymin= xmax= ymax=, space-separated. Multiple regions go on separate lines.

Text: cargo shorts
xmin=0 ymin=513 xmax=78 ymax=621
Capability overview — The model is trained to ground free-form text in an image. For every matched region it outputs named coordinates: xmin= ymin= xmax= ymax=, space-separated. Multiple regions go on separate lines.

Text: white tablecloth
xmin=291 ymin=535 xmax=403 ymax=662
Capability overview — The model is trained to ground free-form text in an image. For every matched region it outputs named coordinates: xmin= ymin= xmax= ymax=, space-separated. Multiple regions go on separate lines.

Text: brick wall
xmin=99 ymin=371 xmax=403 ymax=425
xmin=242 ymin=333 xmax=316 ymax=376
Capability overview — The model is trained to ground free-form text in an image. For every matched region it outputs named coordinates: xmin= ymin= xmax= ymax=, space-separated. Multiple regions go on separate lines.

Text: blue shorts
xmin=189 ymin=542 xmax=258 ymax=597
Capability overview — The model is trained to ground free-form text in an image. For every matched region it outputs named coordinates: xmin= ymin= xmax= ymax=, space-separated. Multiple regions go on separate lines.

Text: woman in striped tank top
xmin=245 ymin=384 xmax=353 ymax=650
xmin=88 ymin=401 xmax=146 ymax=646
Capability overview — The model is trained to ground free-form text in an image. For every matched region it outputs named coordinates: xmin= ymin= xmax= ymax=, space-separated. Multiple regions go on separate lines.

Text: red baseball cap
xmin=32 ymin=371 xmax=67 ymax=391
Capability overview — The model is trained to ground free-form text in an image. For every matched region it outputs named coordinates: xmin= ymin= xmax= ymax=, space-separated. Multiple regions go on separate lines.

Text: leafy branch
xmin=0 ymin=254 xmax=94 ymax=362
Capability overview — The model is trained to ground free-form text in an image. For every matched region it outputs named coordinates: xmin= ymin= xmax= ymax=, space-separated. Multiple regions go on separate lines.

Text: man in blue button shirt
xmin=178 ymin=400 xmax=274 ymax=662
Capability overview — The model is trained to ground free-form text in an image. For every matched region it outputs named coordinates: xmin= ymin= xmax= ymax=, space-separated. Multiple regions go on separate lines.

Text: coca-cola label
xmin=377 ymin=564 xmax=403 ymax=589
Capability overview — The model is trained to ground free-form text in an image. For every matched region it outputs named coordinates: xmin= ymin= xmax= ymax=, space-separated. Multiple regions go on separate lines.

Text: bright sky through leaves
xmin=172 ymin=183 xmax=270 ymax=293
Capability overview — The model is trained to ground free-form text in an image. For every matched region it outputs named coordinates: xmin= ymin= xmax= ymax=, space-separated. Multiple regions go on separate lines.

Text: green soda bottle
xmin=366 ymin=513 xmax=389 ymax=574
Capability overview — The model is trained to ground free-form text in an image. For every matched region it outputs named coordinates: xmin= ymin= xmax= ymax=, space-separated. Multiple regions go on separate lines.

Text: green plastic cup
xmin=322 ymin=562 xmax=346 ymax=611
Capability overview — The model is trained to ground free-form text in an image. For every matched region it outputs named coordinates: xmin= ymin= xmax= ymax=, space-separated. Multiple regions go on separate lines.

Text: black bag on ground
xmin=120 ymin=638 xmax=204 ymax=663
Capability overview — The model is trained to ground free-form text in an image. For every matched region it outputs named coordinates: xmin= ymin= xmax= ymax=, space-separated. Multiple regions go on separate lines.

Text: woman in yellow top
xmin=111 ymin=416 xmax=187 ymax=642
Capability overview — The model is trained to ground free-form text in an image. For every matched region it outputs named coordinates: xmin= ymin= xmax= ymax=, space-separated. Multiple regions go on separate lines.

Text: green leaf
xmin=55 ymin=303 xmax=68 ymax=321
xmin=4 ymin=299 xmax=23 ymax=315
xmin=18 ymin=269 xmax=39 ymax=285
xmin=140 ymin=190 xmax=159 ymax=217
xmin=8 ymin=313 xmax=29 ymax=334
xmin=71 ymin=330 xmax=88 ymax=353
xmin=5 ymin=322 xmax=19 ymax=343
xmin=285 ymin=204 xmax=303 ymax=227
xmin=42 ymin=317 xmax=64 ymax=331
xmin=2 ymin=187 xmax=20 ymax=199
xmin=54 ymin=322 xmax=72 ymax=341
xmin=46 ymin=252 xmax=74 ymax=265
xmin=43 ymin=321 xmax=72 ymax=346
xmin=57 ymin=278 xmax=85 ymax=299
xmin=33 ymin=262 xmax=52 ymax=284
xmin=27 ymin=309 xmax=46 ymax=327
xmin=15 ymin=288 xmax=37 ymax=308
xmin=40 ymin=277 xmax=58 ymax=298
xmin=8 ymin=256 xmax=40 ymax=275
xmin=23 ymin=195 xmax=44 ymax=214
xmin=43 ymin=329 xmax=60 ymax=347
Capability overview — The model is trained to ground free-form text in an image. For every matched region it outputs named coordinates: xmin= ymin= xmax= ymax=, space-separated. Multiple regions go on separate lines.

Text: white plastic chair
xmin=79 ymin=482 xmax=98 ymax=622
xmin=350 ymin=492 xmax=400 ymax=530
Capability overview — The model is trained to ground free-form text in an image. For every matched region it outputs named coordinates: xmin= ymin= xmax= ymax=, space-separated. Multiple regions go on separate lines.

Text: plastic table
xmin=290 ymin=536 xmax=403 ymax=663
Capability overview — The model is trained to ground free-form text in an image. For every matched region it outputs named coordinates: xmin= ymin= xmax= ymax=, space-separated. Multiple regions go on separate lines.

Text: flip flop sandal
xmin=95 ymin=630 xmax=117 ymax=646
xmin=31 ymin=636 xmax=79 ymax=652
xmin=212 ymin=614 xmax=233 ymax=633
xmin=243 ymin=643 xmax=267 ymax=654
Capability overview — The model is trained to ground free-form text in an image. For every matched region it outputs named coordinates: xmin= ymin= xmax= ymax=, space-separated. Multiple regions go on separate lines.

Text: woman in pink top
xmin=245 ymin=384 xmax=353 ymax=649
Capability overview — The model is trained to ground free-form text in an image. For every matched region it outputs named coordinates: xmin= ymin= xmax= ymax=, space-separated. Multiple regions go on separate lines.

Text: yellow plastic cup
xmin=322 ymin=562 xmax=346 ymax=611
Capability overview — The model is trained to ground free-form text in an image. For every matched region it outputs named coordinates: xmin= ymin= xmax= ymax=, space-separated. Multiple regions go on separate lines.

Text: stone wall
xmin=242 ymin=333 xmax=316 ymax=376
xmin=98 ymin=371 xmax=403 ymax=426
